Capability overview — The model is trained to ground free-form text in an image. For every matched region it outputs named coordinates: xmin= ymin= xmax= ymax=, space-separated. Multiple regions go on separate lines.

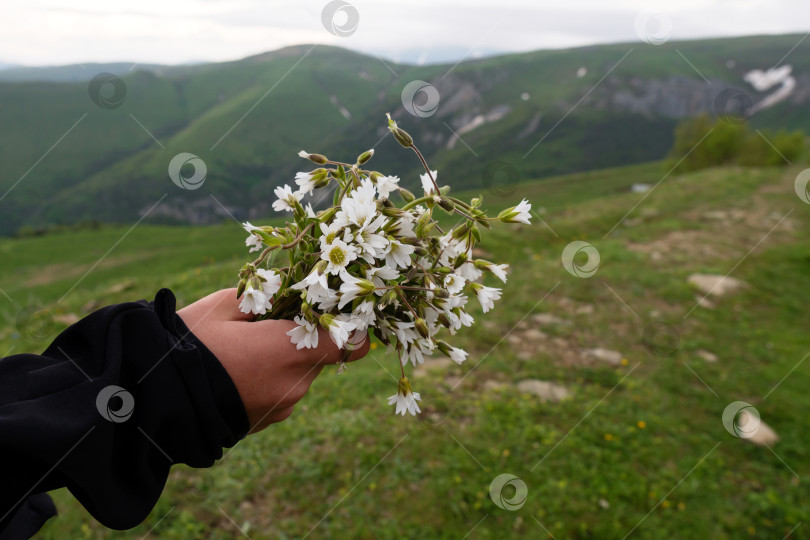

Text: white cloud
xmin=0 ymin=0 xmax=807 ymax=66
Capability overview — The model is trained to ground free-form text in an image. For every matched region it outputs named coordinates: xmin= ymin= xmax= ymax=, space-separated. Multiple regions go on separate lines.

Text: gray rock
xmin=516 ymin=380 xmax=570 ymax=402
xmin=688 ymin=274 xmax=748 ymax=296
xmin=739 ymin=411 xmax=780 ymax=447
xmin=583 ymin=348 xmax=623 ymax=366
xmin=531 ymin=313 xmax=569 ymax=326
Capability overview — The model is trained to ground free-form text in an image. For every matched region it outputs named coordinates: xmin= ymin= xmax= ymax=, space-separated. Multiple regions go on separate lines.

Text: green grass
xmin=2 ymin=162 xmax=809 ymax=539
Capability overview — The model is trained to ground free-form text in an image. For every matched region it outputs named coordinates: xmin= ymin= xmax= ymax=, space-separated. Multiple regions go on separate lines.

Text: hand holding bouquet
xmin=236 ymin=114 xmax=532 ymax=416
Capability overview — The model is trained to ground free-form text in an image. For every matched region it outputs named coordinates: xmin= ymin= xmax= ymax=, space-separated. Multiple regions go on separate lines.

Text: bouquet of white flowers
xmin=236 ymin=114 xmax=532 ymax=416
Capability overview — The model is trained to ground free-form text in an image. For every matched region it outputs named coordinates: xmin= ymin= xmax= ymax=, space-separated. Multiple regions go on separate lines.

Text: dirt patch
xmin=626 ymin=229 xmax=738 ymax=262
xmin=25 ymin=253 xmax=152 ymax=287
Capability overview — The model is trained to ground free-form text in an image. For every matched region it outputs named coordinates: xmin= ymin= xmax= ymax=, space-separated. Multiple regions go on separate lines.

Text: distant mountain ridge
xmin=0 ymin=34 xmax=808 ymax=235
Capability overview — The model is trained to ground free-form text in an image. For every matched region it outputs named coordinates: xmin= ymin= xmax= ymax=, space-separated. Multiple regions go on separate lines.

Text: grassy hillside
xmin=1 ymin=35 xmax=809 ymax=235
xmin=1 ymin=161 xmax=808 ymax=538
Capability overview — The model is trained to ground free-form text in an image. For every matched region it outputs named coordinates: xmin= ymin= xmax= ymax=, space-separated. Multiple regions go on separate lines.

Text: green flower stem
xmin=251 ymin=222 xmax=315 ymax=270
xmin=401 ymin=196 xmax=434 ymax=211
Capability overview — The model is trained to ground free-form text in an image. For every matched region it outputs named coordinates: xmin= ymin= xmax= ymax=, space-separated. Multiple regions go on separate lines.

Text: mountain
xmin=0 ymin=34 xmax=808 ymax=236
xmin=0 ymin=62 xmax=174 ymax=83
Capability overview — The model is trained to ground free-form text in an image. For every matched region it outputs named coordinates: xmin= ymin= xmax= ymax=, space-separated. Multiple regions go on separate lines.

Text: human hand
xmin=177 ymin=289 xmax=370 ymax=433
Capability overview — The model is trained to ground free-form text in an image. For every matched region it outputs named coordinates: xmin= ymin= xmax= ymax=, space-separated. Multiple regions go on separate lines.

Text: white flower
xmin=338 ymin=272 xmax=376 ymax=309
xmin=291 ymin=269 xmax=331 ymax=304
xmin=242 ymin=221 xmax=263 ymax=253
xmin=319 ymin=221 xmax=346 ymax=248
xmin=512 ymin=199 xmax=532 ymax=224
xmin=420 ymin=170 xmax=438 ymax=194
xmin=487 ymin=263 xmax=509 ymax=283
xmin=499 ymin=198 xmax=532 ymax=224
xmin=355 ymin=215 xmax=388 ymax=262
xmin=402 ymin=340 xmax=433 ymax=367
xmin=353 ymin=178 xmax=377 ymax=204
xmin=352 ymin=300 xmax=376 ymax=329
xmin=392 ymin=320 xmax=419 ymax=346
xmin=272 ymin=184 xmax=301 ymax=213
xmin=295 ymin=171 xmax=318 ymax=196
xmin=321 ymin=314 xmax=357 ymax=349
xmin=387 ymin=377 xmax=421 ymax=416
xmin=389 ymin=213 xmax=417 ymax=238
xmin=438 ymin=232 xmax=467 ymax=265
xmin=385 ymin=240 xmax=415 ymax=269
xmin=239 ymin=286 xmax=272 ymax=315
xmin=458 ymin=310 xmax=474 ymax=328
xmin=298 ymin=150 xmax=309 ymax=159
xmin=443 ymin=273 xmax=465 ymax=294
xmin=449 ymin=347 xmax=468 ymax=365
xmin=456 ymin=261 xmax=483 ymax=282
xmin=318 ymin=288 xmax=340 ymax=311
xmin=342 ymin=191 xmax=377 ymax=228
xmin=321 ymin=238 xmax=359 ymax=275
xmin=473 ymin=284 xmax=502 ymax=313
xmin=256 ymin=268 xmax=282 ymax=298
xmin=305 ymin=203 xmax=316 ymax=218
xmin=244 ymin=234 xmax=262 ymax=253
xmin=366 ymin=265 xmax=399 ymax=293
xmin=286 ymin=316 xmax=319 ymax=349
xmin=375 ymin=175 xmax=400 ymax=199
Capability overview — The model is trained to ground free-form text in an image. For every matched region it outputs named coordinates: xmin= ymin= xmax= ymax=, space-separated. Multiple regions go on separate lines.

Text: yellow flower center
xmin=329 ymin=246 xmax=345 ymax=265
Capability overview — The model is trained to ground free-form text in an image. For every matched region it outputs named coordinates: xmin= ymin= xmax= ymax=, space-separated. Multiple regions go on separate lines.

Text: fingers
xmin=182 ymin=288 xmax=254 ymax=323
xmin=245 ymin=318 xmax=371 ymax=366
xmin=312 ymin=328 xmax=371 ymax=365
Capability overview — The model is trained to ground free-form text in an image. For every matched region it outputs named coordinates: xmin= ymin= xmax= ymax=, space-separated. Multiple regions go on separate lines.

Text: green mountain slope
xmin=1 ymin=35 xmax=809 ymax=235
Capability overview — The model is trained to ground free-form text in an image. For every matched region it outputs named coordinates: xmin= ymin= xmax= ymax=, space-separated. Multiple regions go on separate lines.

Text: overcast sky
xmin=1 ymin=0 xmax=809 ymax=66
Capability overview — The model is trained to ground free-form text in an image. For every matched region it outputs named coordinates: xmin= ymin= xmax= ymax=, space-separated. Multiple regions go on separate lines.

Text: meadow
xmin=1 ymin=161 xmax=808 ymax=539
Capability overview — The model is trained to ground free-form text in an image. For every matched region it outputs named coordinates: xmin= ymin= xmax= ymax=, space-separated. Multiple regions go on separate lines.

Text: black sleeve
xmin=0 ymin=288 xmax=250 ymax=538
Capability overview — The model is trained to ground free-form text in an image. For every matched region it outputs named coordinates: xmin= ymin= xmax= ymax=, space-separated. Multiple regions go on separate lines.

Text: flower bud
xmin=437 ymin=314 xmax=451 ymax=329
xmin=438 ymin=198 xmax=455 ymax=213
xmin=451 ymin=224 xmax=469 ymax=240
xmin=386 ymin=113 xmax=414 ymax=148
xmin=319 ymin=313 xmax=335 ymax=330
xmin=436 ymin=340 xmax=454 ymax=357
xmin=238 ymin=263 xmax=256 ymax=279
xmin=433 ymin=288 xmax=450 ymax=299
xmin=369 ymin=171 xmax=382 ymax=182
xmin=415 ymin=318 xmax=430 ymax=339
xmin=381 ymin=205 xmax=404 ymax=218
xmin=317 ymin=207 xmax=338 ymax=223
xmin=314 ymin=260 xmax=328 ymax=275
xmin=398 ymin=188 xmax=415 ymax=203
xmin=298 ymin=150 xmax=328 ymax=165
xmin=416 ymin=221 xmax=436 ymax=236
xmin=356 ymin=149 xmax=374 ymax=165
xmin=381 ymin=289 xmax=399 ymax=306
xmin=236 ymin=277 xmax=247 ymax=298
xmin=471 ymin=224 xmax=482 ymax=243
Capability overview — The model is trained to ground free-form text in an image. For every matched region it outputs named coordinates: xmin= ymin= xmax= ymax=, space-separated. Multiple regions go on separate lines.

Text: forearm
xmin=0 ymin=289 xmax=249 ymax=536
